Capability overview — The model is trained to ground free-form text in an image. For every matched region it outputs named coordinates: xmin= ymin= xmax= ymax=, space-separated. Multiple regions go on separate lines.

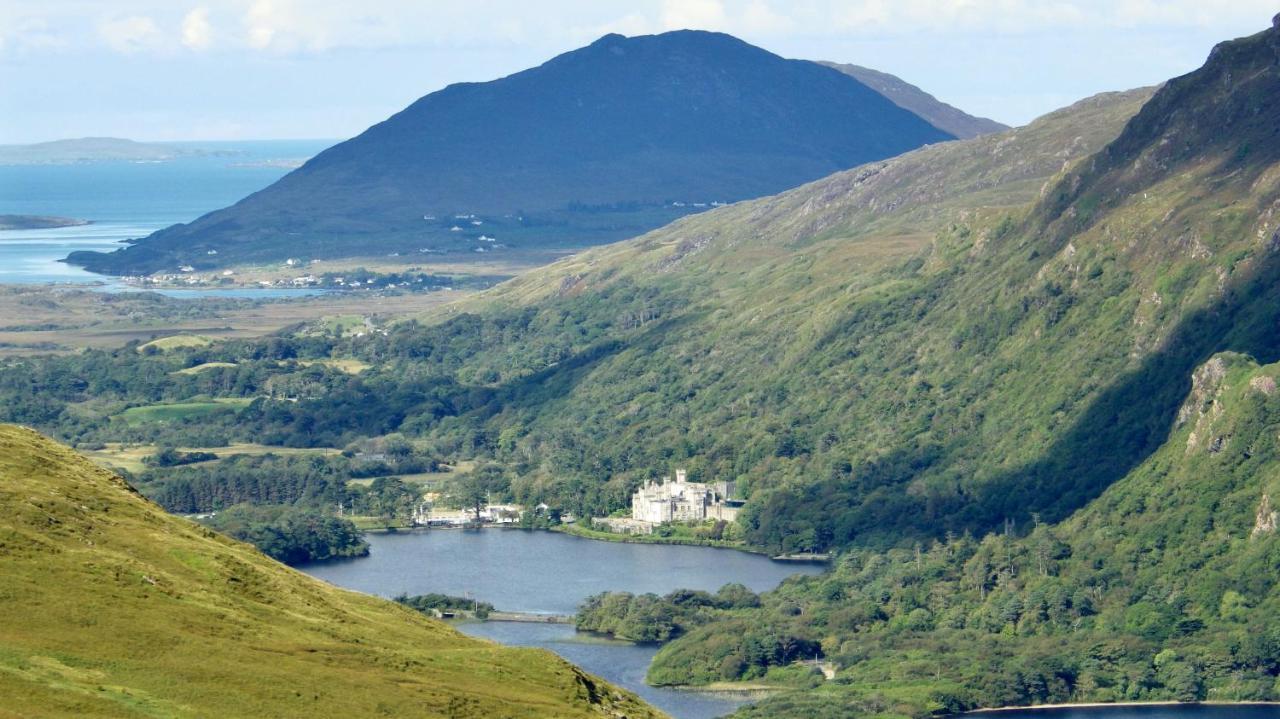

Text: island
xmin=0 ymin=214 xmax=90 ymax=230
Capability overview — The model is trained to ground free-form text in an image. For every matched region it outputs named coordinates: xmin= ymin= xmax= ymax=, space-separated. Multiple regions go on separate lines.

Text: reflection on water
xmin=301 ymin=528 xmax=824 ymax=615
xmin=460 ymin=621 xmax=752 ymax=719
xmin=300 ymin=529 xmax=825 ymax=718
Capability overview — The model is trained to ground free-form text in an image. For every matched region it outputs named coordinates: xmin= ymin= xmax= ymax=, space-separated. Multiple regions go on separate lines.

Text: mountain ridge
xmin=65 ymin=30 xmax=954 ymax=275
xmin=818 ymin=61 xmax=1008 ymax=139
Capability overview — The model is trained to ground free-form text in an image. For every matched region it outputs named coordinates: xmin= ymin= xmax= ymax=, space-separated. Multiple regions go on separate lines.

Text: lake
xmin=0 ymin=140 xmax=333 ymax=289
xmin=300 ymin=528 xmax=822 ymax=615
xmin=297 ymin=530 xmax=1280 ymax=719
xmin=300 ymin=529 xmax=825 ymax=718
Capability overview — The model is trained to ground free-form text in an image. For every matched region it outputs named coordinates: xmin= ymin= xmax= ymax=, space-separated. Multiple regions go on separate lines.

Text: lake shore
xmin=552 ymin=522 xmax=767 ymax=553
xmin=354 ymin=521 xmax=834 ymax=564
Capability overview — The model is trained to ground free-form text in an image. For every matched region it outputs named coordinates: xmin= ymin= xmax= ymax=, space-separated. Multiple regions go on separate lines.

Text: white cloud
xmin=98 ymin=15 xmax=162 ymax=53
xmin=182 ymin=7 xmax=213 ymax=50
xmin=741 ymin=1 xmax=795 ymax=34
xmin=662 ymin=0 xmax=727 ymax=31
xmin=244 ymin=0 xmax=282 ymax=50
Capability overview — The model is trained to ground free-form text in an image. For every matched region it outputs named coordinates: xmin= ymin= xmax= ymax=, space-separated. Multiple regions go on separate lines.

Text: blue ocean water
xmin=0 ymin=140 xmax=335 ymax=286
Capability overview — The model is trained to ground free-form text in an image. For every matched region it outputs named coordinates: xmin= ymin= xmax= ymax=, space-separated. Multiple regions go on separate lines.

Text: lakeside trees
xmin=205 ymin=504 xmax=368 ymax=564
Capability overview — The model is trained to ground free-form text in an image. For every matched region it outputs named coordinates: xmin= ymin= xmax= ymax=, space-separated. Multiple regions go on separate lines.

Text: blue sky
xmin=2 ymin=0 xmax=1277 ymax=143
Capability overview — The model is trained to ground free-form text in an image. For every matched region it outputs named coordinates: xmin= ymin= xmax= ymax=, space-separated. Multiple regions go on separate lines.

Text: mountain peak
xmin=1037 ymin=21 xmax=1280 ymax=237
xmin=68 ymin=31 xmax=954 ymax=274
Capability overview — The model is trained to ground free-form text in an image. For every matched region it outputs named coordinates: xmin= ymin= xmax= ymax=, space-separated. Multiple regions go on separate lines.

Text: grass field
xmin=137 ymin=334 xmax=214 ymax=352
xmin=173 ymin=361 xmax=238 ymax=374
xmin=81 ymin=442 xmax=340 ymax=474
xmin=343 ymin=462 xmax=470 ymax=489
xmin=0 ymin=285 xmax=480 ymax=356
xmin=116 ymin=397 xmax=254 ymax=425
xmin=298 ymin=357 xmax=370 ymax=374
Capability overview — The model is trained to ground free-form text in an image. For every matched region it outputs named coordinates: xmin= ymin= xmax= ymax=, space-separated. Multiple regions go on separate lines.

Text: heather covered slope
xmin=69 ymin=30 xmax=952 ymax=274
xmin=0 ymin=424 xmax=662 ymax=719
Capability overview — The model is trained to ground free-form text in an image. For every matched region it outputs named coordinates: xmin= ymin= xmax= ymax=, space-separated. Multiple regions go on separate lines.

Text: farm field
xmin=81 ymin=441 xmax=340 ymax=474
xmin=0 ymin=285 xmax=480 ymax=356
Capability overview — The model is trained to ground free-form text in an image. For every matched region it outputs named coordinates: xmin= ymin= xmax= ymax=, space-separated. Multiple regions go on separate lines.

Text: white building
xmin=631 ymin=469 xmax=739 ymax=524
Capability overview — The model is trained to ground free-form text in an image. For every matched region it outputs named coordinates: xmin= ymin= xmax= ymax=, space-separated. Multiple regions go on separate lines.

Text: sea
xmin=0 ymin=140 xmax=334 ymax=290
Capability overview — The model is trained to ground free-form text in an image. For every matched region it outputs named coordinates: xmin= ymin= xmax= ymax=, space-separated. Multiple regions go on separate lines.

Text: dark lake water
xmin=298 ymin=531 xmax=1280 ymax=719
xmin=0 ymin=140 xmax=333 ymax=290
xmin=301 ymin=528 xmax=823 ymax=615
xmin=299 ymin=529 xmax=825 ymax=718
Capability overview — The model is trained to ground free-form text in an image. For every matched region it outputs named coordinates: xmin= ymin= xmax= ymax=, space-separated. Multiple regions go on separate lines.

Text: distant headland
xmin=0 ymin=215 xmax=91 ymax=230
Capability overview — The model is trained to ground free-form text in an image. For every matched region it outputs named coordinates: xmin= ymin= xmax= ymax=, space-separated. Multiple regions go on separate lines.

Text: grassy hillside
xmin=363 ymin=22 xmax=1280 ymax=553
xmin=346 ymin=85 xmax=1158 ymax=536
xmin=0 ymin=424 xmax=662 ymax=719
xmin=653 ymin=352 xmax=1280 ymax=717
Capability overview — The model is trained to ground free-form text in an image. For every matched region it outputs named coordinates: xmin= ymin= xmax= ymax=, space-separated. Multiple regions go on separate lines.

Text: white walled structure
xmin=630 ymin=469 xmax=738 ymax=524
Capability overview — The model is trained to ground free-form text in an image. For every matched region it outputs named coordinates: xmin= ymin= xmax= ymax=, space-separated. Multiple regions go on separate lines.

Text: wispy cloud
xmin=98 ymin=15 xmax=163 ymax=54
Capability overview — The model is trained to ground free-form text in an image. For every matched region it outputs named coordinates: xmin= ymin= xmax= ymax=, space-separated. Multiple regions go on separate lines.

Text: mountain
xmin=441 ymin=19 xmax=1280 ymax=715
xmin=661 ymin=351 xmax=1280 ymax=717
xmin=4 ymin=16 xmax=1280 ymax=719
xmin=819 ymin=61 xmax=1008 ymax=138
xmin=379 ymin=18 xmax=1280 ymax=553
xmin=0 ymin=424 xmax=660 ymax=718
xmin=0 ymin=137 xmax=213 ymax=165
xmin=65 ymin=30 xmax=954 ymax=275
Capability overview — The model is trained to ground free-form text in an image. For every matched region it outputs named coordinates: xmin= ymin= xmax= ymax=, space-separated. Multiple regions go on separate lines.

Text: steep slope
xmin=319 ymin=85 xmax=1152 ymax=528
xmin=661 ymin=352 xmax=1280 ymax=717
xmin=819 ymin=61 xmax=1008 ymax=138
xmin=68 ymin=31 xmax=952 ymax=275
xmin=362 ymin=20 xmax=1280 ymax=551
xmin=0 ymin=425 xmax=661 ymax=718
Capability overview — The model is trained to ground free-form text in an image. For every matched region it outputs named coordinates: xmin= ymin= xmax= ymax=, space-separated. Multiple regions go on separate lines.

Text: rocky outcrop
xmin=1179 ymin=356 xmax=1231 ymax=452
xmin=1254 ymin=493 xmax=1278 ymax=537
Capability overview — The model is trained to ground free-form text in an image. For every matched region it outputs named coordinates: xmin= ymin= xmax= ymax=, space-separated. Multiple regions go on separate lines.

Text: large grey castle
xmin=631 ymin=470 xmax=740 ymax=524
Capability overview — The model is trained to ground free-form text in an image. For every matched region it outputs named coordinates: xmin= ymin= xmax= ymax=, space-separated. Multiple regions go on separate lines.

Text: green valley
xmin=5 ymin=13 xmax=1280 ymax=719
